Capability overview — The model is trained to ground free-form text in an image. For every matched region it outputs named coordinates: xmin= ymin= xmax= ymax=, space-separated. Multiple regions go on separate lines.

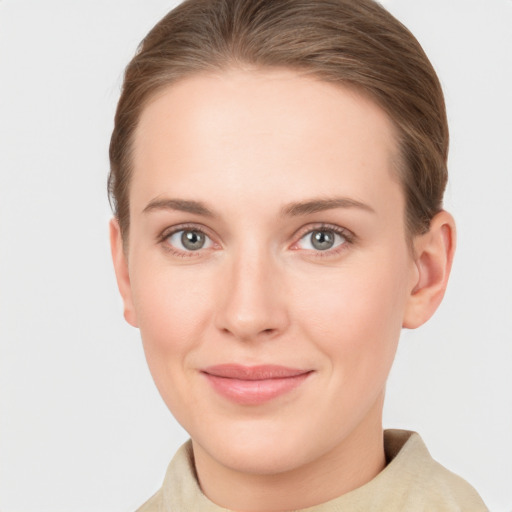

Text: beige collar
xmin=140 ymin=429 xmax=487 ymax=511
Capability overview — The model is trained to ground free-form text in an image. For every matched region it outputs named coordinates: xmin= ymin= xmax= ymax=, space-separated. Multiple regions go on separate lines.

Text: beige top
xmin=136 ymin=429 xmax=488 ymax=511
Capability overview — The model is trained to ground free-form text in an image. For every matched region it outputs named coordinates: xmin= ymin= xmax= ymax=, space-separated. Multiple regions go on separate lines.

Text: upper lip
xmin=202 ymin=364 xmax=311 ymax=380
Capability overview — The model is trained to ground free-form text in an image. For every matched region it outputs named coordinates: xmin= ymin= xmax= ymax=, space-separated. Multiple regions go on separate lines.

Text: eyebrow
xmin=281 ymin=197 xmax=375 ymax=216
xmin=143 ymin=198 xmax=214 ymax=217
xmin=142 ymin=196 xmax=375 ymax=217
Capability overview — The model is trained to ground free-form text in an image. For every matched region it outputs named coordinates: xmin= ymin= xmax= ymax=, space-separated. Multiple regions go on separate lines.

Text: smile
xmin=201 ymin=364 xmax=313 ymax=405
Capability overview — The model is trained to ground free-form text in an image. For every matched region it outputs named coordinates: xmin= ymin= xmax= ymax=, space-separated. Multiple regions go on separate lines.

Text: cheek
xmin=128 ymin=261 xmax=220 ymax=420
xmin=294 ymin=255 xmax=410 ymax=378
xmin=129 ymin=258 xmax=214 ymax=366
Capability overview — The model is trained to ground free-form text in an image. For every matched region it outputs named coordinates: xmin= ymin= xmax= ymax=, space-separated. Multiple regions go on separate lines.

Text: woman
xmin=108 ymin=0 xmax=488 ymax=510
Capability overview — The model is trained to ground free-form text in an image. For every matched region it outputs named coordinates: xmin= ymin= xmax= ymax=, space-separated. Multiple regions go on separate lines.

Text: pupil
xmin=312 ymin=230 xmax=334 ymax=250
xmin=182 ymin=231 xmax=205 ymax=250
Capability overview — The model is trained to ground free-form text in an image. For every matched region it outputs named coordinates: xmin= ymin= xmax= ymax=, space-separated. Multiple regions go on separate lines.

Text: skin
xmin=111 ymin=68 xmax=455 ymax=511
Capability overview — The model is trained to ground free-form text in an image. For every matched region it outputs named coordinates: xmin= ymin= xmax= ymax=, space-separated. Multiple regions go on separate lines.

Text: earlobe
xmin=403 ymin=211 xmax=456 ymax=329
xmin=109 ymin=218 xmax=139 ymax=327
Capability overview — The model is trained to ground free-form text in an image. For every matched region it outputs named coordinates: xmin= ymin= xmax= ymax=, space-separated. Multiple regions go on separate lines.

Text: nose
xmin=214 ymin=246 xmax=290 ymax=342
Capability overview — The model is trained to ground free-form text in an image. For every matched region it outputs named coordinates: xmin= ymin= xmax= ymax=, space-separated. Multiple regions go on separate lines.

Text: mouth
xmin=201 ymin=364 xmax=313 ymax=405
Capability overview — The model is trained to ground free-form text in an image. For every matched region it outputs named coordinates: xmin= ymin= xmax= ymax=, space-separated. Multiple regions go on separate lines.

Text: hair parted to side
xmin=109 ymin=0 xmax=448 ymax=241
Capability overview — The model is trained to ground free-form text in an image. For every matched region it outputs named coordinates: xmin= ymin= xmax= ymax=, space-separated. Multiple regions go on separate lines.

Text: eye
xmin=165 ymin=229 xmax=214 ymax=252
xmin=296 ymin=228 xmax=347 ymax=252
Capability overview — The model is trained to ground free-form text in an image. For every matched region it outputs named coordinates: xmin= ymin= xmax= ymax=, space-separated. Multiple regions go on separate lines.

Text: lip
xmin=201 ymin=364 xmax=313 ymax=405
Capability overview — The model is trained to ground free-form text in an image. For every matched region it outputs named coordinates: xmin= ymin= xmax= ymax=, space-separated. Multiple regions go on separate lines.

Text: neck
xmin=192 ymin=397 xmax=386 ymax=512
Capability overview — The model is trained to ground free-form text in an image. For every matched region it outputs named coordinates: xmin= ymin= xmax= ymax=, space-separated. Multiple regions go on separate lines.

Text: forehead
xmin=131 ymin=68 xmax=402 ymax=216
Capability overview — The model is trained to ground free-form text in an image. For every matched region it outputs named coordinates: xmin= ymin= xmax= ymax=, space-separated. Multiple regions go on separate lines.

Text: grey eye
xmin=311 ymin=230 xmax=335 ymax=250
xmin=181 ymin=230 xmax=206 ymax=250
xmin=297 ymin=229 xmax=346 ymax=251
xmin=167 ymin=229 xmax=213 ymax=251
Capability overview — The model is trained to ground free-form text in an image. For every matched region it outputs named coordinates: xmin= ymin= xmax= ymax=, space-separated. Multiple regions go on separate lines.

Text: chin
xmin=205 ymin=441 xmax=310 ymax=476
xmin=191 ymin=417 xmax=334 ymax=476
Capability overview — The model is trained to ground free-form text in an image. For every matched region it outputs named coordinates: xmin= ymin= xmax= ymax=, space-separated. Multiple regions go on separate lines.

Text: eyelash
xmin=158 ymin=223 xmax=355 ymax=258
xmin=292 ymin=223 xmax=355 ymax=258
xmin=158 ymin=223 xmax=217 ymax=258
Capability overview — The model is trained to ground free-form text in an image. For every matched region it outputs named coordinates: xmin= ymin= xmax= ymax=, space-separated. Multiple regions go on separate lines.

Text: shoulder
xmin=135 ymin=489 xmax=164 ymax=512
xmin=382 ymin=429 xmax=488 ymax=511
xmin=133 ymin=440 xmax=218 ymax=512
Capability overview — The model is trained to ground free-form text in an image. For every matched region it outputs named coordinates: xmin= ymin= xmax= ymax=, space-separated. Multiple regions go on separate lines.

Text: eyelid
xmin=290 ymin=223 xmax=355 ymax=254
xmin=158 ymin=223 xmax=220 ymax=255
xmin=159 ymin=222 xmax=207 ymax=240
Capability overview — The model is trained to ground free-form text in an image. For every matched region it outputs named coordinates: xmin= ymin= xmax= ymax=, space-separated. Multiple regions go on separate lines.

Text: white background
xmin=0 ymin=1 xmax=511 ymax=511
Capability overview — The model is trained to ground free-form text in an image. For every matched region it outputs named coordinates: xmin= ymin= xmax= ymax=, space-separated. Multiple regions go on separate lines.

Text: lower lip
xmin=203 ymin=372 xmax=312 ymax=405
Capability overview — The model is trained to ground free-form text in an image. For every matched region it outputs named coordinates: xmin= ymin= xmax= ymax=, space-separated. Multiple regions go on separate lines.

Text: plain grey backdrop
xmin=1 ymin=1 xmax=511 ymax=511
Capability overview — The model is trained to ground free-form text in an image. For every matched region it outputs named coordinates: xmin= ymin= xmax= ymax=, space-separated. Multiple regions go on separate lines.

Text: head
xmin=108 ymin=0 xmax=455 ymax=509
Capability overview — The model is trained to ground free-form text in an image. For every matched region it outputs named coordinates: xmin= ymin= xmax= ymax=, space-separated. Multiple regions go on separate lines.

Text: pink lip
xmin=201 ymin=364 xmax=312 ymax=405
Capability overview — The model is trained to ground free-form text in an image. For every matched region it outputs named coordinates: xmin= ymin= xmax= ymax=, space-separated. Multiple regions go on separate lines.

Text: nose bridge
xmin=215 ymin=241 xmax=288 ymax=341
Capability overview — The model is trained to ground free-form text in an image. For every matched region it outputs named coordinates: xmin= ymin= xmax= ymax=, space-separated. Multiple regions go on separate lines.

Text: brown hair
xmin=109 ymin=0 xmax=448 ymax=240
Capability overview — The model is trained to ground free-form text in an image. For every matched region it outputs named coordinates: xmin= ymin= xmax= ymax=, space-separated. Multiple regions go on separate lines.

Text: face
xmin=114 ymin=69 xmax=421 ymax=480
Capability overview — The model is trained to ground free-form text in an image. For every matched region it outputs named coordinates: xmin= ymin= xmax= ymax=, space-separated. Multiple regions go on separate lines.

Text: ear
xmin=109 ymin=218 xmax=138 ymax=327
xmin=403 ymin=210 xmax=456 ymax=329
